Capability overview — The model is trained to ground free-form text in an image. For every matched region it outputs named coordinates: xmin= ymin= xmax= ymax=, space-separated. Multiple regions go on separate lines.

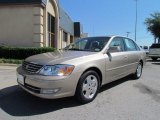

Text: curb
xmin=0 ymin=63 xmax=20 ymax=67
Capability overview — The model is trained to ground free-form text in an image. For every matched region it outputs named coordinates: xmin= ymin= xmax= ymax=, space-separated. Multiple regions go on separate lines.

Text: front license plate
xmin=17 ymin=74 xmax=24 ymax=85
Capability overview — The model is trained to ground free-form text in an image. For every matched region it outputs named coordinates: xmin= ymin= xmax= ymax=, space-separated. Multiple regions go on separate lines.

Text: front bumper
xmin=17 ymin=66 xmax=80 ymax=99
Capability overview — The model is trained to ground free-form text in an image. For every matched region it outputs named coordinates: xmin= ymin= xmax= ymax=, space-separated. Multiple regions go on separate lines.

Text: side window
xmin=109 ymin=37 xmax=125 ymax=52
xmin=124 ymin=38 xmax=137 ymax=51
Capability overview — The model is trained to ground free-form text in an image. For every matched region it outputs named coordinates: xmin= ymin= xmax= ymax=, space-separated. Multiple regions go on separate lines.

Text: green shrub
xmin=0 ymin=47 xmax=56 ymax=59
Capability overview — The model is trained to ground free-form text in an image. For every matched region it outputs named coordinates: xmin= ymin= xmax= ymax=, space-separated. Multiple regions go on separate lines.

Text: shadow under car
xmin=0 ymin=75 xmax=135 ymax=116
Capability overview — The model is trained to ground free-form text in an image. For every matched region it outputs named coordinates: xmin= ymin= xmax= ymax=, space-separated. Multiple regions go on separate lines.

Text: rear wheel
xmin=75 ymin=70 xmax=100 ymax=104
xmin=132 ymin=62 xmax=143 ymax=79
xmin=151 ymin=57 xmax=158 ymax=61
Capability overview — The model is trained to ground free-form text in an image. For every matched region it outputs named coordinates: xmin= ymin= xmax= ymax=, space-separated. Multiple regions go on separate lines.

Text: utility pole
xmin=126 ymin=32 xmax=130 ymax=37
xmin=134 ymin=0 xmax=138 ymax=42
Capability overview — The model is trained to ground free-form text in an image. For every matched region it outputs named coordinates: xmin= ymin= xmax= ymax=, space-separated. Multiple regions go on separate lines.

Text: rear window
xmin=150 ymin=44 xmax=160 ymax=48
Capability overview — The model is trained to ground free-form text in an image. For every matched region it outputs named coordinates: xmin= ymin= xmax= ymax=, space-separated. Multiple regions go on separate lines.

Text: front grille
xmin=22 ymin=61 xmax=43 ymax=73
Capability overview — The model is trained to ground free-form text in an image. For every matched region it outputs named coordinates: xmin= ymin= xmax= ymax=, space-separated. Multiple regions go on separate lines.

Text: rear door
xmin=123 ymin=38 xmax=140 ymax=73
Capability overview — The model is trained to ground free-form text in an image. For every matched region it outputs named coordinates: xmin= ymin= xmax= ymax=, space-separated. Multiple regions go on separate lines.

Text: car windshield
xmin=64 ymin=37 xmax=110 ymax=52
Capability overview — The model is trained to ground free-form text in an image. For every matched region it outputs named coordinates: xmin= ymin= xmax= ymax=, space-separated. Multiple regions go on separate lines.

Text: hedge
xmin=0 ymin=47 xmax=56 ymax=59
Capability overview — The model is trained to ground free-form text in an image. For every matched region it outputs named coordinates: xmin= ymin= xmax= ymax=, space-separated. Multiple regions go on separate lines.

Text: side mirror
xmin=107 ymin=46 xmax=121 ymax=53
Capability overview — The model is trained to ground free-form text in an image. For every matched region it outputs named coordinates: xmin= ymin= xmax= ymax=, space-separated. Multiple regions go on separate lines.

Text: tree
xmin=144 ymin=12 xmax=160 ymax=43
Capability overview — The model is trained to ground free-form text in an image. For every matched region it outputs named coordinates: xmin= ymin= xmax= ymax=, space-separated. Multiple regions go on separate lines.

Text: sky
xmin=59 ymin=0 xmax=160 ymax=46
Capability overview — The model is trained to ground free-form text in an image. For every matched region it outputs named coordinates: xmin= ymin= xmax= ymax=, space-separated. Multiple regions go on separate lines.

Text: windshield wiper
xmin=65 ymin=48 xmax=98 ymax=52
xmin=67 ymin=48 xmax=90 ymax=51
xmin=68 ymin=48 xmax=83 ymax=51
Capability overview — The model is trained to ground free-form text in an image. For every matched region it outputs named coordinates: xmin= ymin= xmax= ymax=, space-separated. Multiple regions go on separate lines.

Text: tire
xmin=75 ymin=70 xmax=100 ymax=104
xmin=151 ymin=57 xmax=158 ymax=61
xmin=132 ymin=62 xmax=143 ymax=79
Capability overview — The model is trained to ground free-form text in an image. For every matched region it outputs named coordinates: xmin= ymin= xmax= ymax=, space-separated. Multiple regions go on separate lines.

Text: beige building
xmin=0 ymin=0 xmax=85 ymax=49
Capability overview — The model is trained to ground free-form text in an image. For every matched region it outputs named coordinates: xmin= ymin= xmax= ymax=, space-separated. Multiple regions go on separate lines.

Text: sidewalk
xmin=0 ymin=64 xmax=19 ymax=70
xmin=0 ymin=63 xmax=19 ymax=66
xmin=0 ymin=65 xmax=17 ymax=89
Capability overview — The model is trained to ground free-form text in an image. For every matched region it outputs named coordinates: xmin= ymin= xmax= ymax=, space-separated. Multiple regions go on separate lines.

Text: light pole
xmin=126 ymin=32 xmax=130 ymax=37
xmin=134 ymin=0 xmax=138 ymax=42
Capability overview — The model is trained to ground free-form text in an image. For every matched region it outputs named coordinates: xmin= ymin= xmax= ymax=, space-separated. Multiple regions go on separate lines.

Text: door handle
xmin=124 ymin=56 xmax=128 ymax=61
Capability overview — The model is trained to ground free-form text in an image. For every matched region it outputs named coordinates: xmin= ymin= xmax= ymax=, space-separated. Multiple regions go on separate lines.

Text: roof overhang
xmin=0 ymin=0 xmax=47 ymax=7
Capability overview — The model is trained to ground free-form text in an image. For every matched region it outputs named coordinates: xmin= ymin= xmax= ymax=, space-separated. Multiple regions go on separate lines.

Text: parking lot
xmin=0 ymin=60 xmax=160 ymax=120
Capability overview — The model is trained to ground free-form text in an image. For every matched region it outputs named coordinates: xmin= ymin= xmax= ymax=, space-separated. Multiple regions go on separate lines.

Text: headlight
xmin=39 ymin=65 xmax=75 ymax=76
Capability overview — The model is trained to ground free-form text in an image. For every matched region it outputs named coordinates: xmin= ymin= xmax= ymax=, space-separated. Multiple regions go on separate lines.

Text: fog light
xmin=40 ymin=88 xmax=60 ymax=94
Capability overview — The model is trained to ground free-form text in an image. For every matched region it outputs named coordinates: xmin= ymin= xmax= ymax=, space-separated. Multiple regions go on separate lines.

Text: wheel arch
xmin=139 ymin=59 xmax=144 ymax=67
xmin=81 ymin=67 xmax=103 ymax=86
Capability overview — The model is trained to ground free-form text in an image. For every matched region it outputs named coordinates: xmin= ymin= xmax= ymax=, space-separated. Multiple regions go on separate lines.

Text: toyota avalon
xmin=17 ymin=36 xmax=146 ymax=103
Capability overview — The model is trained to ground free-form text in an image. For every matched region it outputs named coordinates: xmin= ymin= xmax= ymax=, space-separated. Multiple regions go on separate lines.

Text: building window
xmin=62 ymin=31 xmax=68 ymax=48
xmin=63 ymin=31 xmax=67 ymax=42
xmin=48 ymin=13 xmax=55 ymax=47
xmin=70 ymin=35 xmax=73 ymax=43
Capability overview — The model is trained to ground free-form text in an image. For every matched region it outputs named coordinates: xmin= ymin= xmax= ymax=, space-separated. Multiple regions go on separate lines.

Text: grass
xmin=0 ymin=58 xmax=23 ymax=64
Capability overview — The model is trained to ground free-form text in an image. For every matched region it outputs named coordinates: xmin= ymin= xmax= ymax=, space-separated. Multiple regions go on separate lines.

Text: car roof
xmin=82 ymin=35 xmax=131 ymax=39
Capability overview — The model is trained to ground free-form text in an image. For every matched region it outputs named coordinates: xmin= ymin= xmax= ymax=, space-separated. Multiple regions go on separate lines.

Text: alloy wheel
xmin=137 ymin=63 xmax=142 ymax=78
xmin=82 ymin=75 xmax=98 ymax=99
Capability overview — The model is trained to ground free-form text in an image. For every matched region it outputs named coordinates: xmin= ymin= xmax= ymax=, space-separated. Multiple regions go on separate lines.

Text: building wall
xmin=59 ymin=27 xmax=74 ymax=48
xmin=0 ymin=1 xmax=82 ymax=49
xmin=46 ymin=0 xmax=56 ymax=16
xmin=45 ymin=0 xmax=56 ymax=47
xmin=40 ymin=0 xmax=60 ymax=48
xmin=0 ymin=5 xmax=44 ymax=47
xmin=59 ymin=7 xmax=74 ymax=36
xmin=59 ymin=7 xmax=74 ymax=48
xmin=33 ymin=6 xmax=44 ymax=47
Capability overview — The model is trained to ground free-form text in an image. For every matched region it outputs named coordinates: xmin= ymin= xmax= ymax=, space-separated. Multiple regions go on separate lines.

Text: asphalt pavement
xmin=0 ymin=60 xmax=160 ymax=120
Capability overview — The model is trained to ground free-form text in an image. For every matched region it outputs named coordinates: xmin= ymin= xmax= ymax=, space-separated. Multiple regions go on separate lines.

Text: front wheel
xmin=75 ymin=70 xmax=100 ymax=104
xmin=132 ymin=62 xmax=143 ymax=79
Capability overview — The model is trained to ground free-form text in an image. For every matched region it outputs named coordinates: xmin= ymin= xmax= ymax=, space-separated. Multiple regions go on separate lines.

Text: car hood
xmin=25 ymin=50 xmax=98 ymax=65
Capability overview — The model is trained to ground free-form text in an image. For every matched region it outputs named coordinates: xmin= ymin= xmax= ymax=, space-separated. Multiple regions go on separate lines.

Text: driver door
xmin=104 ymin=37 xmax=129 ymax=83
